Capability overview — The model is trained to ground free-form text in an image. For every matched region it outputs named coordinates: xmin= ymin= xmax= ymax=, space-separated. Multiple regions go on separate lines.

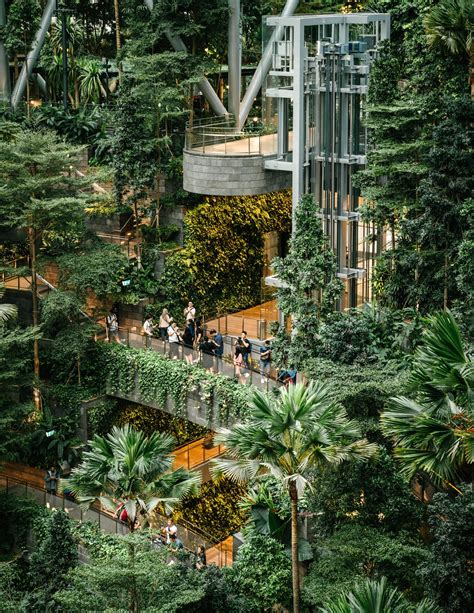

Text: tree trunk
xmin=443 ymin=252 xmax=448 ymax=310
xmin=29 ymin=227 xmax=41 ymax=410
xmin=289 ymin=481 xmax=300 ymax=613
xmin=132 ymin=201 xmax=142 ymax=269
xmin=127 ymin=539 xmax=139 ymax=613
xmin=114 ymin=0 xmax=122 ymax=82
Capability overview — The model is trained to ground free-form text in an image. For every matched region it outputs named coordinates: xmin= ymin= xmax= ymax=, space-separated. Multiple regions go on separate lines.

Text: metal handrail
xmin=0 ymin=471 xmax=232 ymax=565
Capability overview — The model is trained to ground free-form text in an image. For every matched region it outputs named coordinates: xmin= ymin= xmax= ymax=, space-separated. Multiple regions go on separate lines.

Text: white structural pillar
xmin=291 ymin=19 xmax=305 ymax=224
xmin=11 ymin=0 xmax=56 ymax=109
xmin=228 ymin=0 xmax=241 ymax=125
xmin=0 ymin=0 xmax=10 ymax=104
xmin=144 ymin=0 xmax=228 ymax=117
xmin=238 ymin=0 xmax=299 ymax=128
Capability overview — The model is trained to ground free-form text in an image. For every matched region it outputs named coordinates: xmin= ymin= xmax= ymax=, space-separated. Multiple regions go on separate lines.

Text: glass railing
xmin=185 ymin=115 xmax=278 ymax=157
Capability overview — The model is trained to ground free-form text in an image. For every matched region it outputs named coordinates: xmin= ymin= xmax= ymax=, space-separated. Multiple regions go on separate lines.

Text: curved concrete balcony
xmin=183 ymin=117 xmax=292 ymax=197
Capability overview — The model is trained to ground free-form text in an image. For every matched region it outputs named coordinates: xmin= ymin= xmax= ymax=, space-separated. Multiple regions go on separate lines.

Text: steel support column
xmin=11 ymin=0 xmax=56 ymax=109
xmin=291 ymin=20 xmax=305 ymax=225
xmin=228 ymin=0 xmax=241 ymax=124
xmin=144 ymin=0 xmax=228 ymax=117
xmin=238 ymin=0 xmax=299 ymax=128
xmin=0 ymin=0 xmax=10 ymax=104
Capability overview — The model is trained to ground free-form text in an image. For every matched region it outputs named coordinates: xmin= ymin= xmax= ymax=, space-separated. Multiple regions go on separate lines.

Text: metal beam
xmin=238 ymin=0 xmax=299 ymax=128
xmin=228 ymin=0 xmax=241 ymax=124
xmin=11 ymin=0 xmax=56 ymax=109
xmin=0 ymin=0 xmax=11 ymax=104
xmin=144 ymin=0 xmax=228 ymax=117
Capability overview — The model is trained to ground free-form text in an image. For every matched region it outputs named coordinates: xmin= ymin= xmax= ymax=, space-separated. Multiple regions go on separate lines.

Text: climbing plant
xmin=96 ymin=343 xmax=255 ymax=427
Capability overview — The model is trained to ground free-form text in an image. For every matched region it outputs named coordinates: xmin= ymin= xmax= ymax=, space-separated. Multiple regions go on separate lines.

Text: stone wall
xmin=183 ymin=152 xmax=291 ymax=196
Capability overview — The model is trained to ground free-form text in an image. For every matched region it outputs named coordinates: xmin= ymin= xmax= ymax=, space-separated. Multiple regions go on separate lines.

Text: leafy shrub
xmin=303 ymin=358 xmax=406 ymax=421
xmin=114 ymin=402 xmax=208 ymax=445
xmin=86 ymin=397 xmax=119 ymax=436
xmin=173 ymin=478 xmax=248 ymax=543
xmin=0 ymin=494 xmax=47 ymax=555
xmin=225 ymin=534 xmax=292 ymax=612
xmin=302 ymin=525 xmax=428 ymax=609
xmin=417 ymin=487 xmax=474 ymax=613
xmin=306 ymin=448 xmax=423 ymax=535
xmin=317 ymin=310 xmax=380 ymax=364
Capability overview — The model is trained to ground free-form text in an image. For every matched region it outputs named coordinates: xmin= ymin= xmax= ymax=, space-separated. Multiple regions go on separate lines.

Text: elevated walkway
xmin=183 ymin=116 xmax=292 ymax=196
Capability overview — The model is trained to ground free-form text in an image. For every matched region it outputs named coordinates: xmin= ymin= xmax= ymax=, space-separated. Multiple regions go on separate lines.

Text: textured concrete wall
xmin=183 ymin=152 xmax=291 ymax=196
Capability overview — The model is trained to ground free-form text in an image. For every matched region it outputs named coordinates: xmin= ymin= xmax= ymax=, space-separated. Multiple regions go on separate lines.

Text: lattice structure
xmin=263 ymin=13 xmax=390 ymax=307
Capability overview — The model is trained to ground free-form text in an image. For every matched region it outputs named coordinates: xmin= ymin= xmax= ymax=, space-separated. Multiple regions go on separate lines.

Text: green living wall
xmin=158 ymin=190 xmax=292 ymax=318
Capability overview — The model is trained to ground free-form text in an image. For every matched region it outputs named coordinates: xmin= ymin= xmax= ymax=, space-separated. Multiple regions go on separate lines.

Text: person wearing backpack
xmin=106 ymin=308 xmax=120 ymax=343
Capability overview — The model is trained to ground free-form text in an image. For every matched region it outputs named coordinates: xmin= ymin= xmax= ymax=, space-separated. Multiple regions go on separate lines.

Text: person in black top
xmin=183 ymin=319 xmax=195 ymax=364
xmin=240 ymin=331 xmax=252 ymax=373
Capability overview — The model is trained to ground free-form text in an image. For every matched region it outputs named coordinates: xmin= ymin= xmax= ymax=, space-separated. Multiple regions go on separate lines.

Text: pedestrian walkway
xmin=0 ymin=462 xmax=234 ymax=567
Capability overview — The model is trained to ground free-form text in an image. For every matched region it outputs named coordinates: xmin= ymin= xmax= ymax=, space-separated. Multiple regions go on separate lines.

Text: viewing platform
xmin=183 ymin=116 xmax=292 ymax=196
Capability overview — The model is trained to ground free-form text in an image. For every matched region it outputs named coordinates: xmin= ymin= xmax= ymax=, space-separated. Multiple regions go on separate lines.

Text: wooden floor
xmin=206 ymin=536 xmax=233 ymax=566
xmin=173 ymin=438 xmax=223 ymax=471
xmin=206 ymin=300 xmax=278 ymax=340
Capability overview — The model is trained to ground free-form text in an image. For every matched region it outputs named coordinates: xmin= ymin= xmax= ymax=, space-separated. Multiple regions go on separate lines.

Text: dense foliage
xmin=159 ymin=190 xmax=292 ymax=318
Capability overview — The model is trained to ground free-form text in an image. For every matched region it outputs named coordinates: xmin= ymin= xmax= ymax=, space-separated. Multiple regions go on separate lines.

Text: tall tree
xmin=381 ymin=311 xmax=474 ymax=489
xmin=68 ymin=424 xmax=200 ymax=531
xmin=271 ymin=194 xmax=343 ymax=369
xmin=0 ymin=126 xmax=91 ymax=408
xmin=213 ymin=382 xmax=377 ymax=613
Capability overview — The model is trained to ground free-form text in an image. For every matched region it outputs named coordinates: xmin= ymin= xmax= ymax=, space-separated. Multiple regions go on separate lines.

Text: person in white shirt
xmin=167 ymin=323 xmax=182 ymax=359
xmin=143 ymin=314 xmax=156 ymax=348
xmin=164 ymin=518 xmax=178 ymax=544
xmin=184 ymin=301 xmax=196 ymax=323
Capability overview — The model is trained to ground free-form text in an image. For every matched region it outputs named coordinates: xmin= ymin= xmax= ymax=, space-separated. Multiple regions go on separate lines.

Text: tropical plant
xmin=417 ymin=487 xmax=474 ymax=612
xmin=424 ymin=0 xmax=473 ymax=95
xmin=67 ymin=424 xmax=200 ymax=531
xmin=225 ymin=533 xmax=292 ymax=612
xmin=0 ymin=127 xmax=92 ymax=407
xmin=319 ymin=577 xmax=441 ymax=613
xmin=271 ymin=194 xmax=343 ymax=369
xmin=381 ymin=311 xmax=474 ymax=488
xmin=212 ymin=382 xmax=377 ymax=613
xmin=0 ymin=283 xmax=17 ymax=322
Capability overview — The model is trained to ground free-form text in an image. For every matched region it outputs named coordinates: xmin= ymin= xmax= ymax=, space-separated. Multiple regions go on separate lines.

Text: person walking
xmin=240 ymin=331 xmax=252 ymax=371
xmin=164 ymin=518 xmax=178 ymax=544
xmin=234 ymin=345 xmax=245 ymax=383
xmin=158 ymin=308 xmax=173 ymax=341
xmin=259 ymin=340 xmax=272 ymax=384
xmin=143 ymin=314 xmax=156 ymax=348
xmin=106 ymin=308 xmax=120 ymax=343
xmin=45 ymin=466 xmax=60 ymax=497
xmin=195 ymin=545 xmax=207 ymax=569
xmin=210 ymin=329 xmax=223 ymax=373
xmin=182 ymin=319 xmax=196 ymax=364
xmin=200 ymin=333 xmax=214 ymax=372
xmin=184 ymin=301 xmax=196 ymax=323
xmin=167 ymin=322 xmax=182 ymax=359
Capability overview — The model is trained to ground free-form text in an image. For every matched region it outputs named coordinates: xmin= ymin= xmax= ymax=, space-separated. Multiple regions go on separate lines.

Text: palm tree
xmin=0 ymin=284 xmax=17 ymax=322
xmin=212 ymin=382 xmax=377 ymax=613
xmin=67 ymin=424 xmax=200 ymax=532
xmin=424 ymin=0 xmax=474 ymax=96
xmin=381 ymin=311 xmax=474 ymax=490
xmin=320 ymin=576 xmax=441 ymax=613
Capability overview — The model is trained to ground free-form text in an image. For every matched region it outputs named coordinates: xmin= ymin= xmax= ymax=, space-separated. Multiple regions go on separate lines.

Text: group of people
xmin=142 ymin=302 xmax=225 ymax=371
xmin=154 ymin=518 xmax=207 ymax=569
xmin=107 ymin=299 xmax=277 ymax=384
xmin=233 ymin=333 xmax=272 ymax=384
